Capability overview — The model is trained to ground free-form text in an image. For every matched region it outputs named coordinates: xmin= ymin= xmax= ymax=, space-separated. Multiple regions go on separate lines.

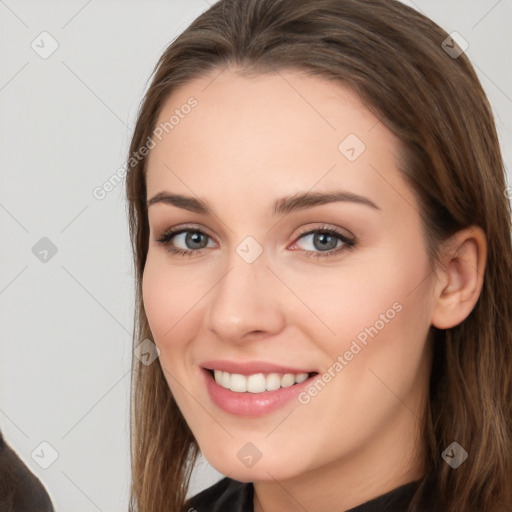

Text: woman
xmin=125 ymin=0 xmax=512 ymax=510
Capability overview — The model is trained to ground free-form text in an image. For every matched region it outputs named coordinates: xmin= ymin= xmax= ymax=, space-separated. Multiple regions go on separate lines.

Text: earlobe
xmin=430 ymin=225 xmax=487 ymax=330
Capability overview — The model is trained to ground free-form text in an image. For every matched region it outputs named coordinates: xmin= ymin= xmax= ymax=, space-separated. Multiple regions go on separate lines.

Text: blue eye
xmin=156 ymin=224 xmax=356 ymax=259
xmin=156 ymin=227 xmax=215 ymax=257
xmin=292 ymin=227 xmax=356 ymax=259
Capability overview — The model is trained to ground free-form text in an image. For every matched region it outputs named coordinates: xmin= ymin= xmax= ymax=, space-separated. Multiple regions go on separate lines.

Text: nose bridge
xmin=205 ymin=240 xmax=285 ymax=341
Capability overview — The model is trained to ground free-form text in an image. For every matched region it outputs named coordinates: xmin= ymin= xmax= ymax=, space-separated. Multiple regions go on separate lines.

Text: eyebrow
xmin=146 ymin=190 xmax=380 ymax=215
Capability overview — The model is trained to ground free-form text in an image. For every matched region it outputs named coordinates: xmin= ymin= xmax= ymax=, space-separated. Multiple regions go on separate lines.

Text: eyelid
xmin=156 ymin=223 xmax=217 ymax=242
xmin=155 ymin=222 xmax=352 ymax=241
xmin=292 ymin=223 xmax=354 ymax=241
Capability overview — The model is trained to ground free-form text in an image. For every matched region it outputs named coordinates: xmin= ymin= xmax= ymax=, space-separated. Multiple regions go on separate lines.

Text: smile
xmin=200 ymin=362 xmax=319 ymax=416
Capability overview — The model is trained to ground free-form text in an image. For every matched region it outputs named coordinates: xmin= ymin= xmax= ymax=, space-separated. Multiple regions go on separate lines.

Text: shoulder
xmin=0 ymin=430 xmax=54 ymax=512
xmin=184 ymin=476 xmax=253 ymax=512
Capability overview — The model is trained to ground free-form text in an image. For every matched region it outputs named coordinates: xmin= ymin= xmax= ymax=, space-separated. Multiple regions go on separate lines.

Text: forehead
xmin=145 ymin=68 xmax=410 ymax=215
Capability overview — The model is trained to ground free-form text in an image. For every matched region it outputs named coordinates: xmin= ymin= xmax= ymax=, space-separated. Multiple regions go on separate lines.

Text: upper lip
xmin=201 ymin=359 xmax=316 ymax=375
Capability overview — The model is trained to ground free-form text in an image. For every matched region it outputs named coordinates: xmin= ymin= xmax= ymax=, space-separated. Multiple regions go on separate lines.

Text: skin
xmin=142 ymin=66 xmax=487 ymax=512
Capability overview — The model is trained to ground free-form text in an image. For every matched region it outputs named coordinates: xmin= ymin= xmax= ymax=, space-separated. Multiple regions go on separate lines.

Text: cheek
xmin=141 ymin=257 xmax=205 ymax=407
xmin=320 ymin=251 xmax=432 ymax=403
xmin=141 ymin=255 xmax=204 ymax=348
xmin=295 ymin=245 xmax=431 ymax=373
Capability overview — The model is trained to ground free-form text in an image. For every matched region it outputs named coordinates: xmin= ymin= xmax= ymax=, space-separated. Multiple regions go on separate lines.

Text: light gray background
xmin=0 ymin=1 xmax=510 ymax=510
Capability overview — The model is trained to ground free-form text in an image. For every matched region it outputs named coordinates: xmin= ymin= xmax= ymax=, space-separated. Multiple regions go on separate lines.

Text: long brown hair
xmin=125 ymin=1 xmax=512 ymax=510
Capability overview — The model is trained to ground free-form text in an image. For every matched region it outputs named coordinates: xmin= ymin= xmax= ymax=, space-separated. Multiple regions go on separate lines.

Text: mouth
xmin=200 ymin=364 xmax=319 ymax=417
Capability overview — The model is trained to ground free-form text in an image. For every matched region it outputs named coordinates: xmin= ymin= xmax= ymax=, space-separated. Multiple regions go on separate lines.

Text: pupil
xmin=186 ymin=232 xmax=206 ymax=249
xmin=314 ymin=233 xmax=336 ymax=251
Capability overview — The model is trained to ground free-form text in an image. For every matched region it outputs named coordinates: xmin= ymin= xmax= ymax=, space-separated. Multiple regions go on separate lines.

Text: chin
xmin=201 ymin=442 xmax=309 ymax=483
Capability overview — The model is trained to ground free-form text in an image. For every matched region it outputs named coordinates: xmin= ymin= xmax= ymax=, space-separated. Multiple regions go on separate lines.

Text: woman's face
xmin=143 ymin=68 xmax=436 ymax=483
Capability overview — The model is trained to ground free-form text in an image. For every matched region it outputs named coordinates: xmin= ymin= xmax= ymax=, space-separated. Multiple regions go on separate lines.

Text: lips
xmin=200 ymin=360 xmax=319 ymax=416
xmin=201 ymin=359 xmax=315 ymax=376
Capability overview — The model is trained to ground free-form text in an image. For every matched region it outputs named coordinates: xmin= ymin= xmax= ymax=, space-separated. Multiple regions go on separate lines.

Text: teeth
xmin=266 ymin=373 xmax=281 ymax=391
xmin=212 ymin=370 xmax=310 ymax=393
xmin=220 ymin=370 xmax=230 ymax=389
xmin=247 ymin=373 xmax=266 ymax=392
xmin=281 ymin=373 xmax=295 ymax=388
xmin=295 ymin=373 xmax=308 ymax=383
xmin=230 ymin=373 xmax=247 ymax=392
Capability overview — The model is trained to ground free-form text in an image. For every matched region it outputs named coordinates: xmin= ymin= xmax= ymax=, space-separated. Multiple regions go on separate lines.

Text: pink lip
xmin=200 ymin=366 xmax=318 ymax=417
xmin=201 ymin=359 xmax=315 ymax=375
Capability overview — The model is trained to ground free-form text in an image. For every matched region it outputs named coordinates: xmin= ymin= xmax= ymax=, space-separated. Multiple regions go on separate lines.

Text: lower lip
xmin=201 ymin=368 xmax=316 ymax=417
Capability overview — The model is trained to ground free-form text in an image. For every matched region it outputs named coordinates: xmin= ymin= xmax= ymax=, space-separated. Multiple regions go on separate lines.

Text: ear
xmin=430 ymin=225 xmax=487 ymax=330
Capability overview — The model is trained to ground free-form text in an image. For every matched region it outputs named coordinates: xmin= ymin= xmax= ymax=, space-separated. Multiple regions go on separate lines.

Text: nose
xmin=204 ymin=248 xmax=286 ymax=343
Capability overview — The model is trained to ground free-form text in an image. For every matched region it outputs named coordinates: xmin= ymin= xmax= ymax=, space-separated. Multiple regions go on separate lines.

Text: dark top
xmin=185 ymin=475 xmax=435 ymax=512
xmin=0 ymin=430 xmax=54 ymax=512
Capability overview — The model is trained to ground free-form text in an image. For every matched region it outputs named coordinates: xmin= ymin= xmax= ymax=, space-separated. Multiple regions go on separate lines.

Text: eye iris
xmin=186 ymin=231 xmax=207 ymax=249
xmin=314 ymin=232 xmax=337 ymax=251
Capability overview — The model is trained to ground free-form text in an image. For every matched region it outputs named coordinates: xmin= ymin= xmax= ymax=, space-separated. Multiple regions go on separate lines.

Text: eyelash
xmin=155 ymin=223 xmax=356 ymax=260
